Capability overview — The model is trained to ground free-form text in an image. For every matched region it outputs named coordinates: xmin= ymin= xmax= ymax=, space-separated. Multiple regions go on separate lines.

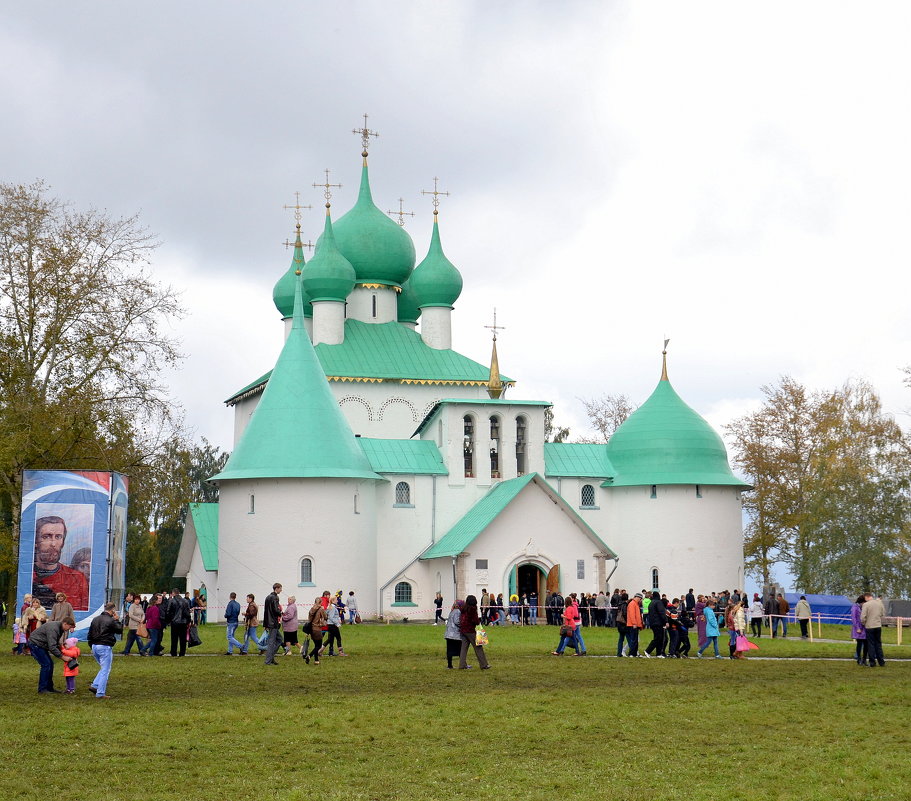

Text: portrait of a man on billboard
xmin=32 ymin=514 xmax=90 ymax=610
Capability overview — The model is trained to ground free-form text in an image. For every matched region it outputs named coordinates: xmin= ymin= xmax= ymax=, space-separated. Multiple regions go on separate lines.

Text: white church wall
xmin=455 ymin=484 xmax=610 ymax=602
xmin=185 ymin=542 xmax=219 ymax=618
xmin=214 ymin=477 xmax=378 ymax=620
xmin=605 ymin=484 xmax=744 ymax=595
xmin=347 ymin=285 xmax=397 ymax=324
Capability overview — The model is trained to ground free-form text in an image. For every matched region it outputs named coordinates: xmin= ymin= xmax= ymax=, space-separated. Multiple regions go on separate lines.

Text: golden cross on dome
xmin=484 ymin=308 xmax=506 ymax=342
xmin=283 ymin=230 xmax=314 ymax=251
xmin=352 ymin=113 xmax=379 ymax=156
xmin=283 ymin=191 xmax=312 ymax=224
xmin=313 ymin=169 xmax=342 ymax=208
xmin=421 ymin=177 xmax=450 ymax=217
xmin=386 ymin=197 xmax=415 ymax=227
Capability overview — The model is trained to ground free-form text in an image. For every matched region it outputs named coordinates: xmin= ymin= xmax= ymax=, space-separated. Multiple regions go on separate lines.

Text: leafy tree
xmin=0 ymin=181 xmax=184 ymax=608
xmin=727 ymin=376 xmax=911 ymax=595
xmin=578 ymin=393 xmax=635 ymax=443
xmin=543 ymin=407 xmax=570 ymax=443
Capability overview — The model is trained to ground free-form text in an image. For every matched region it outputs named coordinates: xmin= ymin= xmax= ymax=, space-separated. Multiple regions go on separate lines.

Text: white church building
xmin=176 ymin=139 xmax=748 ymax=620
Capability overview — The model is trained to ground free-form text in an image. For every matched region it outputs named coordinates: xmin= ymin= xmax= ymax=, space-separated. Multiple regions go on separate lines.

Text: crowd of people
xmin=17 ymin=583 xmax=892 ymax=694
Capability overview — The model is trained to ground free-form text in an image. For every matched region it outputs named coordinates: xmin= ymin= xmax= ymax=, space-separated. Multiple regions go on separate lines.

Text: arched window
xmin=394 ymin=581 xmax=413 ymax=604
xmin=463 ymin=415 xmax=475 ymax=477
xmin=651 ymin=567 xmax=659 ymax=591
xmin=516 ymin=415 xmax=527 ymax=475
xmin=394 ymin=481 xmax=411 ymax=506
xmin=300 ymin=558 xmax=313 ymax=585
xmin=581 ymin=484 xmax=596 ymax=508
xmin=489 ymin=415 xmax=501 ymax=477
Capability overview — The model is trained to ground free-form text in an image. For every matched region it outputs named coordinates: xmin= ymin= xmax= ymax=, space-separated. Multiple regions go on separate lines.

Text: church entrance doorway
xmin=516 ymin=563 xmax=547 ymax=624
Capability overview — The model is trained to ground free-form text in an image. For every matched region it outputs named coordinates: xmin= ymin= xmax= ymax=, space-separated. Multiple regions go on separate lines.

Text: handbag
xmin=137 ymin=622 xmax=149 ymax=639
xmin=560 ymin=625 xmax=574 ymax=638
xmin=355 ymin=613 xmax=362 ymax=624
xmin=735 ymin=634 xmax=758 ymax=652
xmin=187 ymin=624 xmax=202 ymax=647
xmin=475 ymin=625 xmax=488 ymax=646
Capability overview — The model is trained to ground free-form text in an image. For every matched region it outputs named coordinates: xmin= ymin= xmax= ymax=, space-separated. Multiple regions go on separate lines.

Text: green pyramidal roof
xmin=273 ymin=226 xmax=312 ymax=318
xmin=212 ymin=273 xmax=380 ymax=482
xmin=331 ymin=162 xmax=416 ymax=287
xmin=604 ymin=377 xmax=748 ymax=488
xmin=410 ymin=216 xmax=463 ymax=308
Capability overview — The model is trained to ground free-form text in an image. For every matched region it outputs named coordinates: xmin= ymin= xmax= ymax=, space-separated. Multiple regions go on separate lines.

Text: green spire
xmin=410 ymin=215 xmax=463 ymax=308
xmin=332 ymin=163 xmax=416 ymax=287
xmin=273 ymin=225 xmax=312 ymax=318
xmin=213 ymin=271 xmax=380 ymax=481
xmin=303 ymin=211 xmax=356 ymax=302
xmin=604 ymin=364 xmax=748 ymax=488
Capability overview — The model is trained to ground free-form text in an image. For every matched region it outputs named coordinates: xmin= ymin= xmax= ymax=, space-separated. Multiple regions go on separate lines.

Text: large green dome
xmin=303 ymin=212 xmax=356 ymax=302
xmin=604 ymin=377 xmax=748 ymax=488
xmin=273 ymin=227 xmax=312 ymax=318
xmin=397 ymin=278 xmax=421 ymax=324
xmin=331 ymin=163 xmax=416 ymax=287
xmin=410 ymin=217 xmax=463 ymax=309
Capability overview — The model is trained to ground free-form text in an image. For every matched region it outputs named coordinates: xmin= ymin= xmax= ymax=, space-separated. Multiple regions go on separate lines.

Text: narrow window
xmin=463 ymin=415 xmax=475 ymax=477
xmin=475 ymin=559 xmax=488 ymax=570
xmin=354 ymin=492 xmax=359 ymax=514
xmin=394 ymin=581 xmax=413 ymax=604
xmin=650 ymin=485 xmax=657 ymax=499
xmin=696 ymin=485 xmax=702 ymax=498
xmin=581 ymin=484 xmax=595 ymax=507
xmin=300 ymin=558 xmax=313 ymax=584
xmin=516 ymin=415 xmax=527 ymax=475
xmin=651 ymin=568 xmax=659 ymax=591
xmin=371 ymin=294 xmax=377 ymax=319
xmin=577 ymin=559 xmax=585 ymax=580
xmin=249 ymin=494 xmax=255 ymax=514
xmin=489 ymin=415 xmax=500 ymax=477
xmin=394 ymin=481 xmax=411 ymax=505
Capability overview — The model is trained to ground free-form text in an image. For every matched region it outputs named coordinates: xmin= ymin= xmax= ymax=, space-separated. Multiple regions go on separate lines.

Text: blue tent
xmin=785 ymin=593 xmax=853 ymax=625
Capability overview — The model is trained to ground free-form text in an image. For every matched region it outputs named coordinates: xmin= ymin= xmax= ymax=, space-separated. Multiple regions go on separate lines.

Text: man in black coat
xmin=643 ymin=591 xmax=668 ymax=657
xmin=262 ymin=583 xmax=283 ymax=665
xmin=167 ymin=588 xmax=191 ymax=657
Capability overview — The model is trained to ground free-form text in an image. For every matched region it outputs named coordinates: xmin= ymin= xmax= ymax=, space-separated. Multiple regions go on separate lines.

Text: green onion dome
xmin=604 ymin=375 xmax=748 ymax=488
xmin=409 ymin=216 xmax=463 ymax=308
xmin=273 ymin=227 xmax=312 ymax=318
xmin=397 ymin=278 xmax=421 ymax=324
xmin=302 ymin=212 xmax=356 ymax=302
xmin=331 ymin=163 xmax=416 ymax=287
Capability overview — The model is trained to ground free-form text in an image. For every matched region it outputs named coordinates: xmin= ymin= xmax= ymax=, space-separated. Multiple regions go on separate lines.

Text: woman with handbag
xmin=122 ymin=593 xmax=149 ymax=655
xmin=458 ymin=595 xmax=490 ymax=669
xmin=551 ymin=596 xmax=582 ymax=656
xmin=304 ymin=597 xmax=327 ymax=665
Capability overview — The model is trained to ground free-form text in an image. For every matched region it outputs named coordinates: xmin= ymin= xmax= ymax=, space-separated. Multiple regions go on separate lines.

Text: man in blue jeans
xmin=29 ymin=616 xmax=76 ymax=693
xmin=88 ymin=602 xmax=123 ymax=699
xmin=224 ymin=592 xmax=243 ymax=654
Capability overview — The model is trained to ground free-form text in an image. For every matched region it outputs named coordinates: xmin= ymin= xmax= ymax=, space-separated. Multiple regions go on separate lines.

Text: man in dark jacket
xmin=262 ymin=583 xmax=283 ymax=665
xmin=167 ymin=588 xmax=192 ymax=657
xmin=30 ymin=616 xmax=76 ymax=693
xmin=643 ymin=592 xmax=668 ymax=657
xmin=88 ymin=602 xmax=123 ymax=699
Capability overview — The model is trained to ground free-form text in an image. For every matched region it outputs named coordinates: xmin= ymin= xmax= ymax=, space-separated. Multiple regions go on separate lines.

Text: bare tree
xmin=578 ymin=393 xmax=636 ymax=443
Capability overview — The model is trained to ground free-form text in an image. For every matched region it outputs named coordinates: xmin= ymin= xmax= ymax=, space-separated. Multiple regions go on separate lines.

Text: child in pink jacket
xmin=61 ymin=636 xmax=81 ymax=694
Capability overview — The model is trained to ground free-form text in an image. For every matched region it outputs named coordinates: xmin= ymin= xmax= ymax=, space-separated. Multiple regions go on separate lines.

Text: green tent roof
xmin=212 ymin=275 xmax=381 ymax=481
xmin=603 ymin=378 xmax=748 ymax=488
xmin=357 ymin=438 xmax=448 ymax=475
xmin=544 ymin=442 xmax=616 ymax=478
xmin=420 ymin=473 xmax=615 ymax=559
xmin=188 ymin=503 xmax=219 ymax=571
xmin=225 ymin=321 xmax=514 ymax=404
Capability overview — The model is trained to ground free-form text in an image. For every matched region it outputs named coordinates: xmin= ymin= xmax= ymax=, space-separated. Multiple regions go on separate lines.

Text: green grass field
xmin=2 ymin=623 xmax=909 ymax=801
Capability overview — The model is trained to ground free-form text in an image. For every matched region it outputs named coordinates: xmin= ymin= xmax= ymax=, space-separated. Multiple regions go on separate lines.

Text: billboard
xmin=17 ymin=470 xmax=129 ymax=631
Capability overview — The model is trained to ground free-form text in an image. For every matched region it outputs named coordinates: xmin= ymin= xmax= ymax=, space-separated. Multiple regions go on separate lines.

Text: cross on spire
xmin=484 ymin=308 xmax=506 ymax=342
xmin=283 ymin=230 xmax=314 ymax=251
xmin=352 ymin=113 xmax=379 ymax=157
xmin=283 ymin=191 xmax=313 ymax=223
xmin=313 ymin=169 xmax=342 ymax=208
xmin=386 ymin=197 xmax=415 ymax=227
xmin=421 ymin=177 xmax=450 ymax=217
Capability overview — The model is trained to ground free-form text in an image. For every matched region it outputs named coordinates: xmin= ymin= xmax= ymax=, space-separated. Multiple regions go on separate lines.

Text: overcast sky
xmin=3 ymin=2 xmax=910 ymax=457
